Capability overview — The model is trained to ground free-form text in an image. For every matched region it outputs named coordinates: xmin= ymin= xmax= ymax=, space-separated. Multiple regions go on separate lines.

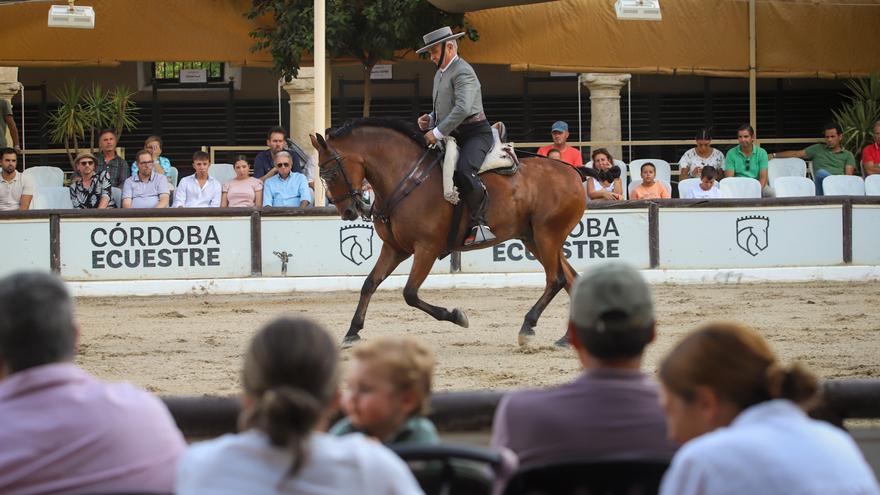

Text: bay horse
xmin=310 ymin=118 xmax=595 ymax=347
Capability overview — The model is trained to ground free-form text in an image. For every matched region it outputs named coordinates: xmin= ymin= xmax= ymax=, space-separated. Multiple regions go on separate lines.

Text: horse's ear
xmin=310 ymin=133 xmax=328 ymax=151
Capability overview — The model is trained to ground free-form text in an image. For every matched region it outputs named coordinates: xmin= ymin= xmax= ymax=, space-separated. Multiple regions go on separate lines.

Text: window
xmin=152 ymin=62 xmax=224 ymax=83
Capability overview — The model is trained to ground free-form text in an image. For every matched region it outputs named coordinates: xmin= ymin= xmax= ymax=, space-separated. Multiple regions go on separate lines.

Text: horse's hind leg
xmin=402 ymin=247 xmax=469 ymax=328
xmin=518 ymin=240 xmax=567 ymax=347
xmin=560 ymin=254 xmax=578 ymax=293
xmin=343 ymin=243 xmax=410 ymax=347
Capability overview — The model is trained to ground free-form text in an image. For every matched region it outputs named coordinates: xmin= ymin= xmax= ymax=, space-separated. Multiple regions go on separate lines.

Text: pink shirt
xmin=0 ymin=363 xmax=185 ymax=495
xmin=631 ymin=181 xmax=671 ymax=200
xmin=223 ymin=177 xmax=263 ymax=207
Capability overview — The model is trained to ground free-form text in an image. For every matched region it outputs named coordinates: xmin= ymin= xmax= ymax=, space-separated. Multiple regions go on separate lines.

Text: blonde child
xmin=631 ymin=162 xmax=671 ymax=200
xmin=330 ymin=337 xmax=439 ymax=445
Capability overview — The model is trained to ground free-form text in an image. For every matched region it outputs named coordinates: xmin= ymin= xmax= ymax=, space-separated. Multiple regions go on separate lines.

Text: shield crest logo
xmin=340 ymin=224 xmax=374 ymax=265
xmin=736 ymin=215 xmax=769 ymax=256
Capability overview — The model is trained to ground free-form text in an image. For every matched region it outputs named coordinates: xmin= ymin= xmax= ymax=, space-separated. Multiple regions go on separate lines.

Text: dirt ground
xmin=73 ymin=281 xmax=880 ymax=396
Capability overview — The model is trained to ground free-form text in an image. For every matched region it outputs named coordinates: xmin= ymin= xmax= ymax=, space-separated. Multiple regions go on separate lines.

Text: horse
xmin=310 ymin=118 xmax=595 ymax=347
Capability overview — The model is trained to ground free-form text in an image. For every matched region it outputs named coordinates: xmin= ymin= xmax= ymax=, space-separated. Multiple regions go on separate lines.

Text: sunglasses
xmin=277 ymin=163 xmax=292 ymax=168
xmin=79 ymin=160 xmax=94 ymax=165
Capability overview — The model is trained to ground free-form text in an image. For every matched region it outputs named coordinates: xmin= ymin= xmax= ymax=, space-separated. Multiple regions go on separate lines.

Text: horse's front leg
xmin=343 ymin=243 xmax=410 ymax=347
xmin=402 ymin=246 xmax=469 ymax=328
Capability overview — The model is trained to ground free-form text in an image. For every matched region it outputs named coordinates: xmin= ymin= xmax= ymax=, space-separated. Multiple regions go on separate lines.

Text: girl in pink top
xmin=631 ymin=162 xmax=671 ymax=200
xmin=221 ymin=155 xmax=264 ymax=208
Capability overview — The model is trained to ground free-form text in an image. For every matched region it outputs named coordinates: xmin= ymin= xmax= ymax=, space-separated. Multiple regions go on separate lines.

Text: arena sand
xmin=73 ymin=281 xmax=880 ymax=396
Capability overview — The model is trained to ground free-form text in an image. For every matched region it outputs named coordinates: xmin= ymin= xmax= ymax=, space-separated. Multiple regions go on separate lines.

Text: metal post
xmin=749 ymin=0 xmax=757 ymax=133
xmin=314 ymin=0 xmax=326 ymax=206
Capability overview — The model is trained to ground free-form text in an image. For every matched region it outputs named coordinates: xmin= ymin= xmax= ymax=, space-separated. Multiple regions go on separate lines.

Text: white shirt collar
xmin=439 ymin=55 xmax=459 ymax=74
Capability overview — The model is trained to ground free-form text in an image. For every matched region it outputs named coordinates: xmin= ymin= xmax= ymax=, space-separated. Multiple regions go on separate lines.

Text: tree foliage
xmin=831 ymin=73 xmax=880 ymax=161
xmin=246 ymin=0 xmax=477 ymax=116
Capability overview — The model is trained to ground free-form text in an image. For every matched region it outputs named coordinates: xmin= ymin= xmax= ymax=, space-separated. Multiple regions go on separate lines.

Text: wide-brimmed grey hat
xmin=416 ymin=26 xmax=466 ymax=54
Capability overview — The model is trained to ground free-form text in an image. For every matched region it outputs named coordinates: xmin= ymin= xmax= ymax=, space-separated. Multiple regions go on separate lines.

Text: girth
xmin=372 ymin=149 xmax=442 ymax=223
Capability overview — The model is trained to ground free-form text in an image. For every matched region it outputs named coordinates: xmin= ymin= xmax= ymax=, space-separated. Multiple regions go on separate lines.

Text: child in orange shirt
xmin=631 ymin=162 xmax=670 ymax=200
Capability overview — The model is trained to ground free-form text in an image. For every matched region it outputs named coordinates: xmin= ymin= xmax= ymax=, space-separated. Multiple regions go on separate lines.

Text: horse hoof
xmin=341 ymin=334 xmax=361 ymax=349
xmin=553 ymin=335 xmax=570 ymax=348
xmin=518 ymin=327 xmax=535 ymax=347
xmin=452 ymin=308 xmax=469 ymax=328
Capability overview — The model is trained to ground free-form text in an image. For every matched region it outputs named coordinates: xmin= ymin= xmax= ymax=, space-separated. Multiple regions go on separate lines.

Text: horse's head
xmin=310 ymin=132 xmax=369 ymax=221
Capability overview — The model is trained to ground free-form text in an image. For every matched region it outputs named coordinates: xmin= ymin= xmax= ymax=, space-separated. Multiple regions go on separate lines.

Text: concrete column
xmin=282 ymin=67 xmax=324 ymax=205
xmin=0 ymin=67 xmax=21 ymax=149
xmin=580 ymin=73 xmax=631 ymax=159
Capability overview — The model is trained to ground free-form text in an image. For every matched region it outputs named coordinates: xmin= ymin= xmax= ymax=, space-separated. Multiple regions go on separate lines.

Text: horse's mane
xmin=328 ymin=117 xmax=427 ymax=148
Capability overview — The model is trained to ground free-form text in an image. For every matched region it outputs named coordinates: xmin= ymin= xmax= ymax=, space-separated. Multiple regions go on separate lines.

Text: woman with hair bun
xmin=175 ymin=317 xmax=423 ymax=494
xmin=658 ymin=323 xmax=879 ymax=495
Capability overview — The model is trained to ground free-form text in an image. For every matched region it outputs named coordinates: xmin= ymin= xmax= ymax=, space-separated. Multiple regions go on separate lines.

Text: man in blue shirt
xmin=254 ymin=126 xmax=301 ymax=179
xmin=262 ymin=151 xmax=312 ymax=208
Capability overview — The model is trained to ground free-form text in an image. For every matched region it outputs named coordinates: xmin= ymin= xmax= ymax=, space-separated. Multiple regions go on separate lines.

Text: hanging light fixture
xmin=615 ymin=0 xmax=661 ymax=21
xmin=48 ymin=0 xmax=96 ymax=29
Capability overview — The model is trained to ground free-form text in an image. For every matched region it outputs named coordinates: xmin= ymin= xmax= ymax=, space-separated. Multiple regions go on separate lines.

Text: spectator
xmin=0 ymin=271 xmax=185 ymax=494
xmin=681 ymin=166 xmax=721 ymax=199
xmin=0 ymin=147 xmax=33 ymax=210
xmin=725 ymin=124 xmax=772 ymax=197
xmin=69 ymin=152 xmax=114 ymax=209
xmin=860 ymin=120 xmax=880 ymax=176
xmin=175 ymin=317 xmax=424 ymax=494
xmin=586 ymin=148 xmax=622 ymax=201
xmin=254 ymin=126 xmax=302 ymax=183
xmin=630 ymin=162 xmax=671 ymax=200
xmin=95 ymin=129 xmax=129 ymax=189
xmin=0 ymin=96 xmax=21 ymax=152
xmin=658 ymin=322 xmax=879 ymax=495
xmin=774 ymin=123 xmax=856 ymax=196
xmin=121 ymin=149 xmax=170 ymax=208
xmin=491 ymin=263 xmax=676 ymax=468
xmin=330 ymin=337 xmax=439 ymax=446
xmin=221 ymin=154 xmax=263 ymax=208
xmin=131 ymin=135 xmax=172 ymax=178
xmin=174 ymin=150 xmax=221 ymax=208
xmin=546 ymin=149 xmax=562 ymax=161
xmin=678 ymin=128 xmax=725 ymax=181
xmin=263 ymin=151 xmax=312 ymax=208
xmin=537 ymin=121 xmax=583 ymax=166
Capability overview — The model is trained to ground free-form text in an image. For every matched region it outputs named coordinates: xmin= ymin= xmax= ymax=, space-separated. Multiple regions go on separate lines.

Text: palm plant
xmin=47 ymin=81 xmax=87 ymax=167
xmin=831 ymin=73 xmax=880 ymax=164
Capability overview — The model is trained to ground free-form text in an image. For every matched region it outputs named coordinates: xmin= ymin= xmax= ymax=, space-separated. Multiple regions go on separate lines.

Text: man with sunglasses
xmin=262 ymin=151 xmax=312 ymax=208
xmin=70 ymin=152 xmax=113 ymax=209
xmin=725 ymin=124 xmax=772 ymax=197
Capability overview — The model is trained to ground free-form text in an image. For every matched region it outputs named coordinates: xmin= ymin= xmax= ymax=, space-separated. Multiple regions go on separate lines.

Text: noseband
xmin=319 ymin=152 xmax=371 ymax=220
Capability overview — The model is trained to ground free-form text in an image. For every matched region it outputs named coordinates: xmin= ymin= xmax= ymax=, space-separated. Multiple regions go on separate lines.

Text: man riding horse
xmin=417 ymin=26 xmax=496 ymax=247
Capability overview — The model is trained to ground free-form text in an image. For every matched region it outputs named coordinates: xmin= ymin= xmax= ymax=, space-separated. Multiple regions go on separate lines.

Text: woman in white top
xmin=176 ymin=317 xmax=424 ymax=495
xmin=586 ymin=148 xmax=623 ymax=201
xmin=658 ymin=323 xmax=879 ymax=495
xmin=678 ymin=128 xmax=725 ymax=181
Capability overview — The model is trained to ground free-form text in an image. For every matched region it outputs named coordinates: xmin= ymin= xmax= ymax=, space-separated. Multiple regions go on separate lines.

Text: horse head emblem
xmin=736 ymin=215 xmax=769 ymax=256
xmin=340 ymin=223 xmax=374 ymax=265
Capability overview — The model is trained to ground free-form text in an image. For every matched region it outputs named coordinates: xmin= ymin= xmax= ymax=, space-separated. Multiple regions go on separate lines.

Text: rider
xmin=417 ymin=26 xmax=496 ymax=246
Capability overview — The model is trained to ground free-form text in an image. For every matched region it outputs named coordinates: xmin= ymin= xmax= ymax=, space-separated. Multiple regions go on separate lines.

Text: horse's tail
xmin=574 ymin=166 xmax=600 ymax=182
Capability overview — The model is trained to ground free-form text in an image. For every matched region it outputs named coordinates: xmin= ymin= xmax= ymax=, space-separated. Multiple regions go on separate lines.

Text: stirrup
xmin=464 ymin=225 xmax=496 ymax=246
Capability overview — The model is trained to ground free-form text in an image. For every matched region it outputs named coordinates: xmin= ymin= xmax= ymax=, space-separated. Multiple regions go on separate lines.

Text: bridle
xmin=318 ymin=150 xmax=371 ymax=220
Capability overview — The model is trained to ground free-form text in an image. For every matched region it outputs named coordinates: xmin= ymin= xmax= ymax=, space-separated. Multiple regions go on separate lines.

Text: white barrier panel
xmin=660 ymin=205 xmax=843 ymax=268
xmin=261 ymin=217 xmax=445 ymax=277
xmin=853 ymin=205 xmax=880 ymax=265
xmin=60 ymin=217 xmax=252 ymax=280
xmin=460 ymin=209 xmax=650 ymax=273
xmin=0 ymin=219 xmax=50 ymax=277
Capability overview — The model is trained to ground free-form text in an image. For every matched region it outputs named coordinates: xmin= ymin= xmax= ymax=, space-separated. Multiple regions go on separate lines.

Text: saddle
xmin=440 ymin=122 xmax=519 ymax=204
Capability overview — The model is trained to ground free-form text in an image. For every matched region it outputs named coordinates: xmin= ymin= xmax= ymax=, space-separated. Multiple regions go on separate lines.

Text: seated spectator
xmin=773 ymin=122 xmax=856 ymax=195
xmin=131 ymin=135 xmax=172 ymax=180
xmin=175 ymin=317 xmax=423 ymax=494
xmin=0 ymin=271 xmax=185 ymax=494
xmin=586 ymin=148 xmax=622 ymax=201
xmin=861 ymin=120 xmax=880 ymax=176
xmin=491 ymin=263 xmax=676 ymax=469
xmin=537 ymin=121 xmax=583 ymax=166
xmin=95 ymin=129 xmax=129 ymax=189
xmin=678 ymin=128 xmax=725 ymax=181
xmin=174 ymin=150 xmax=221 ymax=208
xmin=658 ymin=322 xmax=880 ymax=495
xmin=630 ymin=162 xmax=671 ymax=200
xmin=330 ymin=337 xmax=439 ymax=446
xmin=547 ymin=149 xmax=562 ymax=160
xmin=725 ymin=124 xmax=772 ymax=197
xmin=69 ymin=152 xmax=114 ymax=209
xmin=255 ymin=125 xmax=302 ymax=179
xmin=263 ymin=151 xmax=313 ymax=208
xmin=0 ymin=147 xmax=33 ymax=210
xmin=221 ymin=154 xmax=263 ymax=208
xmin=681 ymin=166 xmax=721 ymax=199
xmin=122 ymin=149 xmax=170 ymax=208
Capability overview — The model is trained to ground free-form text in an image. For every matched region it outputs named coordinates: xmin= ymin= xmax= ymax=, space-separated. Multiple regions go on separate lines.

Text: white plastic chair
xmin=865 ymin=175 xmax=880 ymax=196
xmin=22 ymin=166 xmax=65 ymax=188
xmin=768 ymin=158 xmax=807 ymax=188
xmin=111 ymin=186 xmax=122 ymax=207
xmin=822 ymin=175 xmax=865 ymax=196
xmin=31 ymin=186 xmax=73 ymax=209
xmin=168 ymin=166 xmax=180 ymax=187
xmin=677 ymin=178 xmax=700 ymax=198
xmin=208 ymin=163 xmax=236 ymax=184
xmin=628 ymin=179 xmax=671 ymax=198
xmin=720 ymin=177 xmax=762 ymax=198
xmin=628 ymin=159 xmax=672 ymax=186
xmin=773 ymin=176 xmax=816 ymax=198
xmin=586 ymin=159 xmax=628 ymax=200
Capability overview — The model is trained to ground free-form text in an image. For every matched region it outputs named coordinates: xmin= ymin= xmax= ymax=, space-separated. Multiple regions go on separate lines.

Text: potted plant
xmin=831 ymin=73 xmax=880 ymax=168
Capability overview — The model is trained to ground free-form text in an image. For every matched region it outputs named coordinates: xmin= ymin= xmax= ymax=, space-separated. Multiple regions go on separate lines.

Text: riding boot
xmin=463 ymin=183 xmax=496 ymax=246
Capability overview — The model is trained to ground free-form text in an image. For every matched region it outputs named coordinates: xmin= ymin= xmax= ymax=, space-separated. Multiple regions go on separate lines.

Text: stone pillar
xmin=580 ymin=73 xmax=631 ymax=159
xmin=282 ymin=67 xmax=325 ymax=205
xmin=0 ymin=67 xmax=22 ymax=150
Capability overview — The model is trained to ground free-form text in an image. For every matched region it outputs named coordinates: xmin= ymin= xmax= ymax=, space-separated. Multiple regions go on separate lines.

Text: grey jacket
xmin=430 ymin=57 xmax=485 ymax=137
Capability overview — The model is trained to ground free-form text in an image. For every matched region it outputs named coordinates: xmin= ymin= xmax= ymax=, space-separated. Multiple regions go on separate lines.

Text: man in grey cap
xmin=417 ymin=26 xmax=495 ymax=246
xmin=491 ymin=262 xmax=676 ymax=468
xmin=538 ymin=121 xmax=583 ymax=167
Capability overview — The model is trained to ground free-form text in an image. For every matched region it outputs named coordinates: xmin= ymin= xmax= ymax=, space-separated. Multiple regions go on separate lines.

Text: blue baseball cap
xmin=551 ymin=121 xmax=569 ymax=133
